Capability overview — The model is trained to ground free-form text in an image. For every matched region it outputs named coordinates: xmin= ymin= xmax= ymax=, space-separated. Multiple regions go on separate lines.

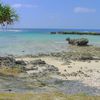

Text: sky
xmin=1 ymin=0 xmax=100 ymax=29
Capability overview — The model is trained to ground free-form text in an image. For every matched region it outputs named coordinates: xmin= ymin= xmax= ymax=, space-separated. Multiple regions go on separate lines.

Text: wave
xmin=55 ymin=41 xmax=67 ymax=44
xmin=0 ymin=29 xmax=22 ymax=32
xmin=7 ymin=30 xmax=22 ymax=32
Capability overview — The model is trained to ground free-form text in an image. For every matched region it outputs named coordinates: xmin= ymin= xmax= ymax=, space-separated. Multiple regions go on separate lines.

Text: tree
xmin=0 ymin=3 xmax=3 ymax=26
xmin=0 ymin=1 xmax=18 ymax=30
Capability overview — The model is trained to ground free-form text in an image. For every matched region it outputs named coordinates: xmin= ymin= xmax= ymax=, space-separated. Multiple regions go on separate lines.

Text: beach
xmin=0 ymin=44 xmax=100 ymax=96
xmin=0 ymin=0 xmax=100 ymax=99
xmin=0 ymin=29 xmax=100 ymax=99
xmin=16 ymin=55 xmax=100 ymax=88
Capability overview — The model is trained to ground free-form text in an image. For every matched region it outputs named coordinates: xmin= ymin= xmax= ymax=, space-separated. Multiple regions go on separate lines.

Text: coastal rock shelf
xmin=0 ymin=57 xmax=26 ymax=67
xmin=0 ymin=46 xmax=100 ymax=95
xmin=0 ymin=57 xmax=60 ymax=78
xmin=26 ymin=59 xmax=60 ymax=77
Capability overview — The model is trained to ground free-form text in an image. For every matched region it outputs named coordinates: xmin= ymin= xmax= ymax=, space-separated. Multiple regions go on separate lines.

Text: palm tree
xmin=0 ymin=1 xmax=18 ymax=30
xmin=0 ymin=3 xmax=3 ymax=27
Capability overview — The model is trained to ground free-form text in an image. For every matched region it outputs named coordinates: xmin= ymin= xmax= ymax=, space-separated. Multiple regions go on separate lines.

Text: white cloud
xmin=12 ymin=4 xmax=39 ymax=8
xmin=74 ymin=7 xmax=96 ymax=13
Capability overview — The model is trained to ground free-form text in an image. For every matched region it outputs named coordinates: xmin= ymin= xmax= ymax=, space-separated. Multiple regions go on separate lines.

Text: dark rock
xmin=27 ymin=59 xmax=60 ymax=78
xmin=70 ymin=72 xmax=78 ymax=76
xmin=15 ymin=60 xmax=26 ymax=65
xmin=44 ymin=65 xmax=59 ymax=72
xmin=8 ymin=89 xmax=12 ymax=92
xmin=65 ymin=70 xmax=90 ymax=77
xmin=64 ymin=69 xmax=67 ymax=72
xmin=30 ymin=59 xmax=46 ymax=65
xmin=0 ymin=57 xmax=27 ymax=68
xmin=77 ymin=70 xmax=90 ymax=77
xmin=0 ymin=57 xmax=16 ymax=67
xmin=68 ymin=66 xmax=72 ymax=68
xmin=66 ymin=38 xmax=89 ymax=46
xmin=30 ymin=67 xmax=38 ymax=70
xmin=79 ymin=54 xmax=93 ymax=60
xmin=57 ymin=32 xmax=64 ymax=34
xmin=50 ymin=32 xmax=57 ymax=34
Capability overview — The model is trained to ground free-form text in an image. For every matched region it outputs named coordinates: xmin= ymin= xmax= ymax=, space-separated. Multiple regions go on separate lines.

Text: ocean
xmin=0 ymin=28 xmax=100 ymax=56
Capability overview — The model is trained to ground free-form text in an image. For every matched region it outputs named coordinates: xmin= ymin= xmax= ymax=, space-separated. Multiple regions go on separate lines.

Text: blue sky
xmin=1 ymin=0 xmax=100 ymax=29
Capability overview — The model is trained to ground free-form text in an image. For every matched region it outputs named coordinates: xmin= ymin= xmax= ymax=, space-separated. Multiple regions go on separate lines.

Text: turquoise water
xmin=0 ymin=29 xmax=100 ymax=56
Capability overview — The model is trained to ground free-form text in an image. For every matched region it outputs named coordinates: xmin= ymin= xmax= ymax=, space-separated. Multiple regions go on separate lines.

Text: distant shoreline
xmin=1 ymin=28 xmax=100 ymax=33
xmin=50 ymin=31 xmax=100 ymax=35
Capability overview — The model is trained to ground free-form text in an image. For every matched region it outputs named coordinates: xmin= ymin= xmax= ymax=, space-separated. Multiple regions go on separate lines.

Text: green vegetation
xmin=0 ymin=66 xmax=24 ymax=76
xmin=0 ymin=1 xmax=18 ymax=29
xmin=0 ymin=92 xmax=99 ymax=100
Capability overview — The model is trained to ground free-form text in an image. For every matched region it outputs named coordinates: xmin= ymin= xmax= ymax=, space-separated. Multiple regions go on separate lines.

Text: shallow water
xmin=0 ymin=29 xmax=100 ymax=56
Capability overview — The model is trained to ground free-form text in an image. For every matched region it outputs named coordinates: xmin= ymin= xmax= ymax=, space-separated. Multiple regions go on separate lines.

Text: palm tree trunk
xmin=1 ymin=24 xmax=4 ymax=31
xmin=6 ymin=24 xmax=8 ymax=31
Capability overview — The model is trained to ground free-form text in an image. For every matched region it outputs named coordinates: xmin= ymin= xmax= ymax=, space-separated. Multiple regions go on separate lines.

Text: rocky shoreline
xmin=0 ymin=45 xmax=100 ymax=96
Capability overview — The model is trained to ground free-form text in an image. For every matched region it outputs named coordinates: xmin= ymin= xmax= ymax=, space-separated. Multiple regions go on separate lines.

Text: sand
xmin=16 ymin=56 xmax=100 ymax=89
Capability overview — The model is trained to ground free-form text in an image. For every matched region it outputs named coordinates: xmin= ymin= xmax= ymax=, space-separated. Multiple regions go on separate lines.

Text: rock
xmin=0 ymin=57 xmax=16 ymax=67
xmin=97 ymin=71 xmax=100 ymax=73
xmin=0 ymin=56 xmax=27 ymax=68
xmin=66 ymin=38 xmax=89 ymax=46
xmin=30 ymin=59 xmax=46 ymax=65
xmin=43 ymin=65 xmax=59 ymax=73
xmin=8 ymin=89 xmax=12 ymax=92
xmin=77 ymin=70 xmax=90 ymax=77
xmin=79 ymin=54 xmax=93 ymax=60
xmin=64 ymin=69 xmax=67 ymax=72
xmin=64 ymin=70 xmax=90 ymax=77
xmin=70 ymin=72 xmax=78 ymax=76
xmin=50 ymin=32 xmax=57 ymax=34
xmin=29 ymin=66 xmax=38 ymax=70
xmin=77 ymin=38 xmax=89 ymax=46
xmin=68 ymin=66 xmax=72 ymax=68
xmin=26 ymin=59 xmax=60 ymax=78
xmin=57 ymin=32 xmax=64 ymax=34
xmin=15 ymin=60 xmax=26 ymax=66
